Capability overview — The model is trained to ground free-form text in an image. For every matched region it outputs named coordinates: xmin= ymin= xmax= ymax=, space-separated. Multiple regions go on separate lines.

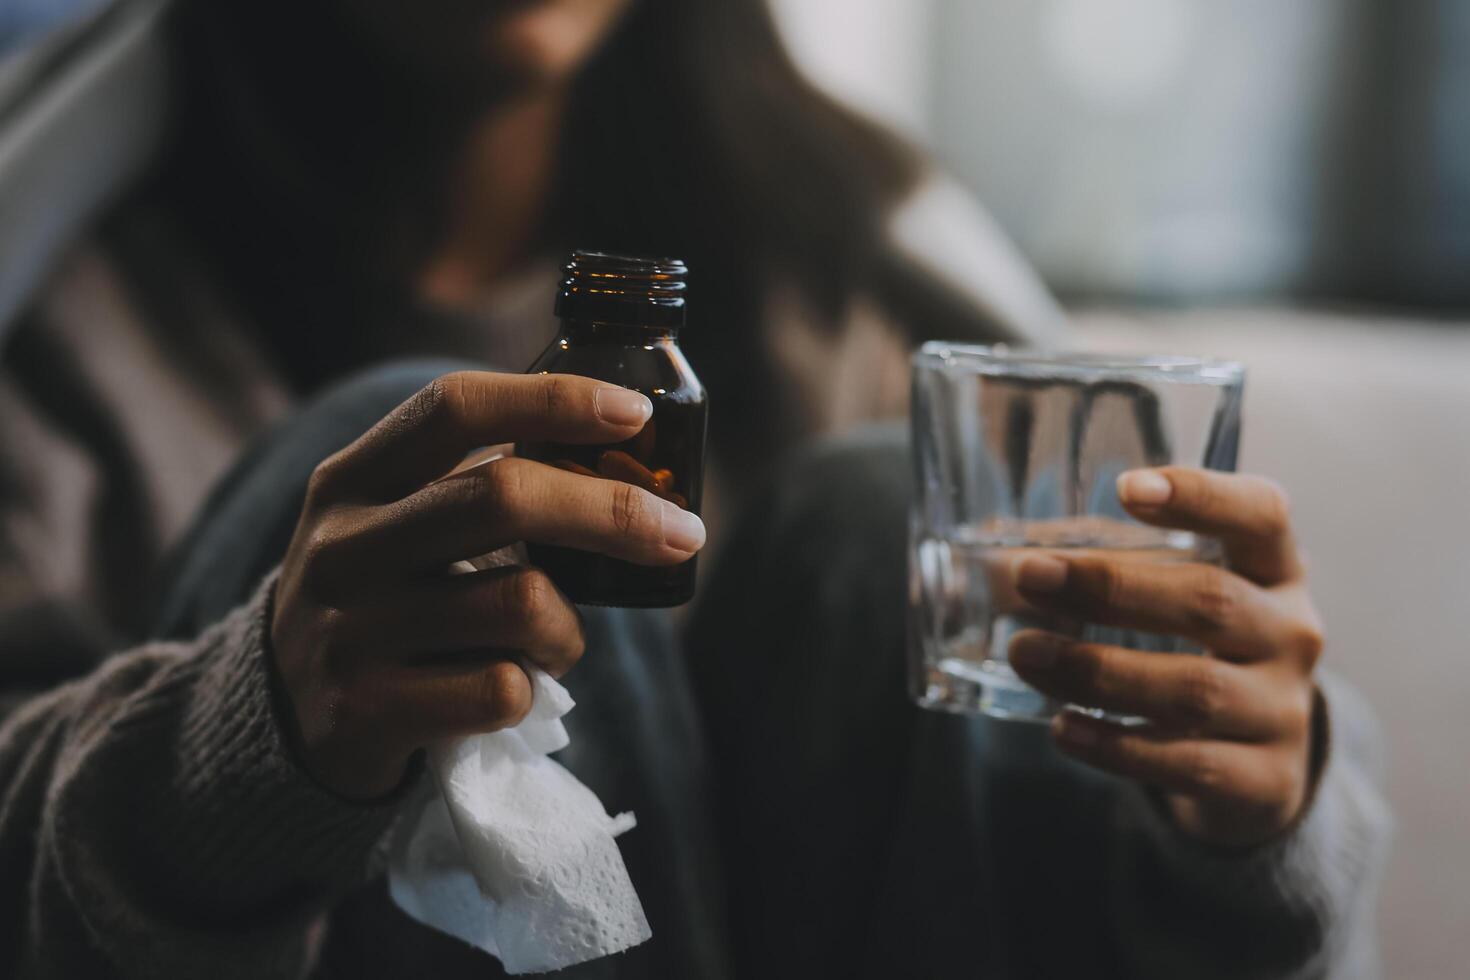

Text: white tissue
xmin=387 ymin=667 xmax=651 ymax=973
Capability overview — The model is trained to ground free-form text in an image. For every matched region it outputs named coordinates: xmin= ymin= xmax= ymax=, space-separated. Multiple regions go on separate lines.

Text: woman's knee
xmin=688 ymin=423 xmax=911 ymax=701
xmin=726 ymin=422 xmax=910 ymax=582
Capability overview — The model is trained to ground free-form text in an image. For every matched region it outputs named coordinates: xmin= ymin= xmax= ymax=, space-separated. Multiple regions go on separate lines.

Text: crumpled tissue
xmin=387 ymin=666 xmax=651 ymax=973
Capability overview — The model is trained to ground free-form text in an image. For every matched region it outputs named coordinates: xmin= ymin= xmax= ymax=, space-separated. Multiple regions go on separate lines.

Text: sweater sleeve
xmin=1108 ymin=670 xmax=1393 ymax=980
xmin=0 ymin=573 xmax=402 ymax=979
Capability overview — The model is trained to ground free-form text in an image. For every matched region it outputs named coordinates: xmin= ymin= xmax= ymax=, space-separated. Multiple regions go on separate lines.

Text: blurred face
xmin=340 ymin=0 xmax=634 ymax=94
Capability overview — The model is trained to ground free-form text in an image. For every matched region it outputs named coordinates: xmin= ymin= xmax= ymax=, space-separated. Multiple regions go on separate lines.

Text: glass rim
xmin=913 ymin=342 xmax=1244 ymax=385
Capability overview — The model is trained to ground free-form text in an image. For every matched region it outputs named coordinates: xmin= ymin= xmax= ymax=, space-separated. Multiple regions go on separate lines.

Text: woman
xmin=157 ymin=0 xmax=1063 ymax=479
xmin=0 ymin=0 xmax=1387 ymax=976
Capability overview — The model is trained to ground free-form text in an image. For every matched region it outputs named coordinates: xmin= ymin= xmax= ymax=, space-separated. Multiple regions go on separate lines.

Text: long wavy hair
xmin=158 ymin=0 xmax=1011 ymax=471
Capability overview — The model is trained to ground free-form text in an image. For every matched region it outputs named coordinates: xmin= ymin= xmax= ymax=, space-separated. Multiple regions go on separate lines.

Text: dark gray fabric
xmin=688 ymin=428 xmax=1120 ymax=975
xmin=687 ymin=425 xmax=1390 ymax=980
xmin=1 ymin=360 xmax=1389 ymax=978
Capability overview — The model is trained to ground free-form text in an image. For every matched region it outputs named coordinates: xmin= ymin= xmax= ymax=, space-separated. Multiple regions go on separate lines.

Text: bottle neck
xmin=559 ymin=317 xmax=679 ymax=343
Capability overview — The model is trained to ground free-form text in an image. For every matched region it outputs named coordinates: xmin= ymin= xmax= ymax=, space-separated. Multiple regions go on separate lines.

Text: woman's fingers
xmin=1116 ymin=467 xmax=1301 ymax=586
xmin=1014 ymin=554 xmax=1320 ymax=663
xmin=294 ymin=654 xmax=538 ymax=800
xmin=313 ymin=372 xmax=654 ymax=502
xmin=1048 ymin=712 xmax=1307 ymax=817
xmin=351 ymin=566 xmax=586 ymax=677
xmin=1008 ymin=631 xmax=1307 ymax=740
xmin=342 ymin=456 xmax=703 ymax=574
xmin=377 ymin=657 xmax=539 ymax=746
xmin=994 ymin=466 xmax=1326 ymax=846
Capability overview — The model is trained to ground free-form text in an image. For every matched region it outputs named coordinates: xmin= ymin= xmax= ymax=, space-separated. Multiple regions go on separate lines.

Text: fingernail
xmin=660 ymin=500 xmax=706 ymax=553
xmin=1117 ymin=469 xmax=1172 ymax=506
xmin=1017 ymin=555 xmax=1068 ymax=594
xmin=1010 ymin=633 xmax=1066 ymax=670
xmin=595 ymin=386 xmax=652 ymax=426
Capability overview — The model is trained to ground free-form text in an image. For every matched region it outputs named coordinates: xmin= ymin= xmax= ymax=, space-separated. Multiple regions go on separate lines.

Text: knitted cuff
xmin=151 ymin=571 xmax=401 ymax=908
xmin=1117 ymin=671 xmax=1393 ymax=931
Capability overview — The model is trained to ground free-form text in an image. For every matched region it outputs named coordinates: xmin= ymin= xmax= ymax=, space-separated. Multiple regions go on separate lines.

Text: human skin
xmin=328 ymin=0 xmax=636 ymax=302
xmin=277 ymin=3 xmax=1321 ymax=847
xmin=270 ymin=372 xmax=705 ymax=800
xmin=1008 ymin=467 xmax=1326 ymax=847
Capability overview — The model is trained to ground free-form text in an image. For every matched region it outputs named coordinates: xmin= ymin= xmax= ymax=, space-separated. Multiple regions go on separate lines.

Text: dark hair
xmin=159 ymin=0 xmax=1011 ymax=471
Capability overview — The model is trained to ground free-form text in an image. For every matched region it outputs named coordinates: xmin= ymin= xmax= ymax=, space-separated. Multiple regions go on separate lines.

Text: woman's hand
xmin=270 ymin=372 xmax=704 ymax=800
xmin=1007 ymin=467 xmax=1325 ymax=848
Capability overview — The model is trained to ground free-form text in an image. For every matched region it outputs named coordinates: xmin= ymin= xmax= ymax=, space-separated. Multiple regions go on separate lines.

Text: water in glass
xmin=908 ymin=344 xmax=1243 ymax=721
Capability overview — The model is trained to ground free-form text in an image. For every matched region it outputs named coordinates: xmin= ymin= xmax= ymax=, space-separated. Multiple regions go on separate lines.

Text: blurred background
xmin=774 ymin=0 xmax=1470 ymax=307
xmin=3 ymin=1 xmax=1466 ymax=976
xmin=771 ymin=2 xmax=1469 ymax=977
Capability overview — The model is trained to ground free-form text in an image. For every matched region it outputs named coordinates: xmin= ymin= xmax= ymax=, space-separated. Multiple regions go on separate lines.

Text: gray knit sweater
xmin=0 ymin=576 xmax=399 ymax=976
xmin=0 ymin=570 xmax=1392 ymax=978
xmin=0 ymin=224 xmax=1393 ymax=978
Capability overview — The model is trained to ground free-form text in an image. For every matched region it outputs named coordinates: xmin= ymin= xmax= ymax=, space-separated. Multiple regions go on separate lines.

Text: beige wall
xmin=767 ymin=0 xmax=933 ymax=139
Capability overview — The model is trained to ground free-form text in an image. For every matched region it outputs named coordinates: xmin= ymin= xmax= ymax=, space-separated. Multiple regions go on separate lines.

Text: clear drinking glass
xmin=908 ymin=343 xmax=1245 ymax=722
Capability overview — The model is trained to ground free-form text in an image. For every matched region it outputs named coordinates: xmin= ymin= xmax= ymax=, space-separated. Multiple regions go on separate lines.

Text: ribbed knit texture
xmin=1109 ymin=672 xmax=1394 ymax=980
xmin=2 ymin=573 xmax=402 ymax=978
xmin=0 ymin=575 xmax=1395 ymax=978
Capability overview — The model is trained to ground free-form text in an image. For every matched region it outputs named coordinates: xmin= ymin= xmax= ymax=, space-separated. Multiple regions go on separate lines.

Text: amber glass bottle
xmin=518 ymin=251 xmax=708 ymax=607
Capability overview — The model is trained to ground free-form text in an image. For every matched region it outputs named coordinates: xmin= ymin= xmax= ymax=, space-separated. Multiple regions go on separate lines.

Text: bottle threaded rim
xmin=556 ymin=250 xmax=688 ymax=327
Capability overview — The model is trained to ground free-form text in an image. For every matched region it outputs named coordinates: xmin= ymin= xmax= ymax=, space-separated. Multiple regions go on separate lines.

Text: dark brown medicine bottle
xmin=517 ymin=251 xmax=707 ymax=607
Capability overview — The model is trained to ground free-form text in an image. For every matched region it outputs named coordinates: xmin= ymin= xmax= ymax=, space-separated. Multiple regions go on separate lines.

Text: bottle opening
xmin=555 ymin=250 xmax=688 ymax=327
